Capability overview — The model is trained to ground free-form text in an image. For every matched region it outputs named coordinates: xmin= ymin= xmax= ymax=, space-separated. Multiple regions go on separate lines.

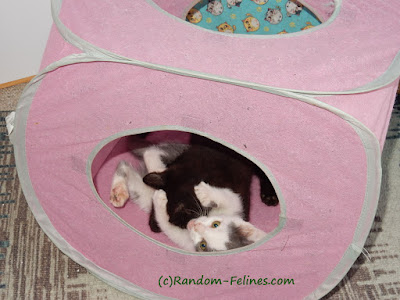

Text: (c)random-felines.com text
xmin=158 ymin=275 xmax=295 ymax=288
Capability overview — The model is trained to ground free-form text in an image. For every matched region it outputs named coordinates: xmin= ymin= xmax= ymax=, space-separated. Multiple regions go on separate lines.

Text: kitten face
xmin=188 ymin=216 xmax=231 ymax=251
xmin=187 ymin=215 xmax=258 ymax=252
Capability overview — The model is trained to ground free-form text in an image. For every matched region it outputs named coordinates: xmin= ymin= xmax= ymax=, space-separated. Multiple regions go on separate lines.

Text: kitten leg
xmin=153 ymin=190 xmax=195 ymax=252
xmin=149 ymin=206 xmax=161 ymax=233
xmin=110 ymin=173 xmax=129 ymax=208
xmin=194 ymin=182 xmax=243 ymax=217
xmin=256 ymin=168 xmax=279 ymax=206
xmin=110 ymin=161 xmax=154 ymax=212
xmin=259 ymin=178 xmax=279 ymax=206
xmin=142 ymin=147 xmax=168 ymax=173
xmin=110 ymin=161 xmax=132 ymax=208
xmin=136 ymin=143 xmax=189 ymax=173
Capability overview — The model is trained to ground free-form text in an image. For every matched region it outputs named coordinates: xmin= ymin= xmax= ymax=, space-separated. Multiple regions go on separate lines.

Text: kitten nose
xmin=187 ymin=219 xmax=195 ymax=230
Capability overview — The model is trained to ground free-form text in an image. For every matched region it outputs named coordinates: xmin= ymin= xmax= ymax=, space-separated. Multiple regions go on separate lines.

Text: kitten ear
xmin=237 ymin=222 xmax=256 ymax=239
xmin=237 ymin=222 xmax=267 ymax=242
xmin=143 ymin=172 xmax=166 ymax=189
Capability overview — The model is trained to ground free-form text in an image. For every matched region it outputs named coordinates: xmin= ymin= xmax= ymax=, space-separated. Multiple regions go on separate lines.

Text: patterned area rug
xmin=0 ymin=84 xmax=399 ymax=299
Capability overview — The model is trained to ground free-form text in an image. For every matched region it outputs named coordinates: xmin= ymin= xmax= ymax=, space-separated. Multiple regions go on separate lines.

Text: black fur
xmin=190 ymin=135 xmax=278 ymax=207
xmin=142 ymin=141 xmax=278 ymax=232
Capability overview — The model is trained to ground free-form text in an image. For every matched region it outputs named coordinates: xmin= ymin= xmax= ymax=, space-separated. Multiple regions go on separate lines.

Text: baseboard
xmin=0 ymin=76 xmax=35 ymax=89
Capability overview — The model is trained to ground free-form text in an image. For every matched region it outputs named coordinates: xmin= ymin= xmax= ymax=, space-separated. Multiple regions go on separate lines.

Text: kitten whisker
xmin=191 ymin=194 xmax=204 ymax=217
xmin=186 ymin=208 xmax=201 ymax=216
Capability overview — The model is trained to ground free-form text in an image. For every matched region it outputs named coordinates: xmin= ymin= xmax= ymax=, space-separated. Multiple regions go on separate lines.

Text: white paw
xmin=194 ymin=181 xmax=215 ymax=208
xmin=110 ymin=181 xmax=129 ymax=208
xmin=153 ymin=189 xmax=168 ymax=209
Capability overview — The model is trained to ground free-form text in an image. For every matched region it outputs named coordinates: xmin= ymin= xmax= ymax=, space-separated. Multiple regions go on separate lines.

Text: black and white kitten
xmin=143 ymin=144 xmax=278 ymax=231
xmin=110 ymin=142 xmax=278 ymax=251
xmin=152 ymin=182 xmax=268 ymax=252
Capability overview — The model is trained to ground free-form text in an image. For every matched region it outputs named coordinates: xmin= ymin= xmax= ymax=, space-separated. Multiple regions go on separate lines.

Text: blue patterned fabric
xmin=186 ymin=0 xmax=321 ymax=35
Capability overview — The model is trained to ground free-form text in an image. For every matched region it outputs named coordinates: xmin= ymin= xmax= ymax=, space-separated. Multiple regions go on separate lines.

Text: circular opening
xmin=90 ymin=130 xmax=281 ymax=254
xmin=185 ymin=0 xmax=323 ymax=35
xmin=151 ymin=0 xmax=338 ymax=36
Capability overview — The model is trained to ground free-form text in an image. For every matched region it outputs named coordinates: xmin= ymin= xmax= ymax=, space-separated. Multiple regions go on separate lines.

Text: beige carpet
xmin=0 ymin=83 xmax=399 ymax=299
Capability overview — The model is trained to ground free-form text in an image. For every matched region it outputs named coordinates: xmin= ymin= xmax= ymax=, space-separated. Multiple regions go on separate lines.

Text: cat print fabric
xmin=265 ymin=7 xmax=283 ymax=25
xmin=186 ymin=0 xmax=321 ymax=35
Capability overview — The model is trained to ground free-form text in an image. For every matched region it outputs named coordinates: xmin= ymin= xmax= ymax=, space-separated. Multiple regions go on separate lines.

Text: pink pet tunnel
xmin=9 ymin=0 xmax=400 ymax=299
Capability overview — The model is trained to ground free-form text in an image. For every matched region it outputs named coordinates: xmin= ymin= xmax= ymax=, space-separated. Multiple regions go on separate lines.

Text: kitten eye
xmin=200 ymin=240 xmax=207 ymax=251
xmin=211 ymin=221 xmax=221 ymax=228
xmin=184 ymin=209 xmax=194 ymax=215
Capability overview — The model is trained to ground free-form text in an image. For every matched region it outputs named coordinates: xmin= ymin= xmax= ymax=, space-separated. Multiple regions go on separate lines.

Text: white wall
xmin=0 ymin=0 xmax=53 ymax=84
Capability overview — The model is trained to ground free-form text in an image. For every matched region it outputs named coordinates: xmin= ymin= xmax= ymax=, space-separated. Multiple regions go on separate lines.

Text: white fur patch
xmin=143 ymin=147 xmax=167 ymax=173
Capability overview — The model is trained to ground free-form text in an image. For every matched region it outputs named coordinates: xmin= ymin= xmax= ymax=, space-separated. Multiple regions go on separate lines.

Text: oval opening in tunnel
xmin=90 ymin=130 xmax=282 ymax=255
xmin=185 ymin=0 xmax=323 ymax=35
xmin=151 ymin=0 xmax=331 ymax=36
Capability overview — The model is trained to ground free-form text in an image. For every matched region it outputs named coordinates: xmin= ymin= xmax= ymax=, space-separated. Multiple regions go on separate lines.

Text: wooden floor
xmin=0 ymin=76 xmax=35 ymax=89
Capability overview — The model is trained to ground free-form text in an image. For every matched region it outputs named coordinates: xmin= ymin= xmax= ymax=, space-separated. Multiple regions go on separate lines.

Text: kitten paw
xmin=110 ymin=181 xmax=129 ymax=208
xmin=259 ymin=180 xmax=278 ymax=206
xmin=194 ymin=181 xmax=217 ymax=208
xmin=261 ymin=195 xmax=279 ymax=206
xmin=153 ymin=189 xmax=168 ymax=209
